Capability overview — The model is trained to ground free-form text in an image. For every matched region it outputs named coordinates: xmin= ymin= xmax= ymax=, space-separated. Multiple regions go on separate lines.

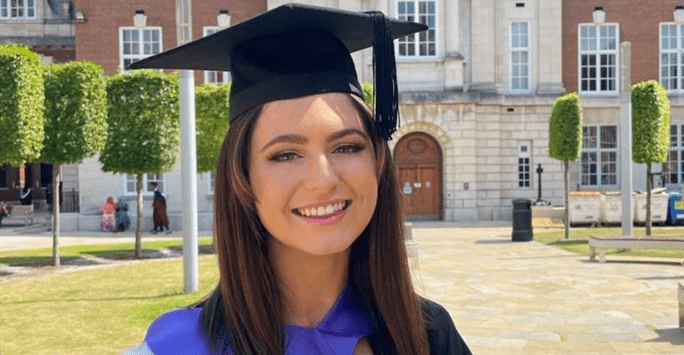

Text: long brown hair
xmin=201 ymin=95 xmax=428 ymax=354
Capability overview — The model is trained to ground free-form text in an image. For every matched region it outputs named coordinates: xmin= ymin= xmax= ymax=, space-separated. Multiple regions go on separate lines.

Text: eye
xmin=334 ymin=144 xmax=364 ymax=154
xmin=269 ymin=152 xmax=300 ymax=162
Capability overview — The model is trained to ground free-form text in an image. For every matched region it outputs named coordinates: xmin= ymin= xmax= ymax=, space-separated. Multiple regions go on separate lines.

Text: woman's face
xmin=248 ymin=93 xmax=378 ymax=258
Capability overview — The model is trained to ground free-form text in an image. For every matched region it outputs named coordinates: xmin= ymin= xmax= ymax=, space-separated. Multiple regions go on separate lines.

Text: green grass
xmin=534 ymin=226 xmax=684 ymax=259
xmin=0 ymin=237 xmax=214 ymax=267
xmin=0 ymin=254 xmax=220 ymax=355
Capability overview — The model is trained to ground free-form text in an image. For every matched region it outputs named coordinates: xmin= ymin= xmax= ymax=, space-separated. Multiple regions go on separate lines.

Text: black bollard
xmin=512 ymin=198 xmax=533 ymax=242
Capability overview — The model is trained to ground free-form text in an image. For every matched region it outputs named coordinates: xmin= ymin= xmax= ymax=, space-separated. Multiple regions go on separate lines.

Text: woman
xmin=115 ymin=197 xmax=130 ymax=232
xmin=101 ymin=196 xmax=116 ymax=232
xmin=150 ymin=184 xmax=170 ymax=234
xmin=128 ymin=4 xmax=471 ymax=354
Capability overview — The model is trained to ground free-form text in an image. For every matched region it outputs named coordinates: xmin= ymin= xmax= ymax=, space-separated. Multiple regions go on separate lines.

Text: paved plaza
xmin=1 ymin=221 xmax=683 ymax=353
xmin=410 ymin=222 xmax=684 ymax=354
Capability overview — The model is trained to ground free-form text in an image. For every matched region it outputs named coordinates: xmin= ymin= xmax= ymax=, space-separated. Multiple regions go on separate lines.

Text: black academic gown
xmin=368 ymin=298 xmax=473 ymax=355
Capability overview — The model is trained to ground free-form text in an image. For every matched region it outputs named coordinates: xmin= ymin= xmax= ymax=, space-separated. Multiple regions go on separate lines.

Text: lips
xmin=293 ymin=200 xmax=351 ymax=218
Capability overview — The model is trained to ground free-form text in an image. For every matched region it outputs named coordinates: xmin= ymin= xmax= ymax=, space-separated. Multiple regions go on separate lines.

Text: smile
xmin=293 ymin=200 xmax=351 ymax=218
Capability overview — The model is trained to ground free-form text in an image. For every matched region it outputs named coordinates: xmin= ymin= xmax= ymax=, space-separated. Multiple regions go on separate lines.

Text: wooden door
xmin=398 ymin=166 xmax=439 ymax=218
xmin=394 ymin=132 xmax=442 ymax=220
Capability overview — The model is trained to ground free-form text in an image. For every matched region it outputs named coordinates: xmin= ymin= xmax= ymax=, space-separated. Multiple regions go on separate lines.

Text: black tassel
xmin=367 ymin=11 xmax=399 ymax=141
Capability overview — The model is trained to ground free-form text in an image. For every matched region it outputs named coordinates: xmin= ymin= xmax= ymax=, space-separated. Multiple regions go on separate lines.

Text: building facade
xmin=66 ymin=0 xmax=266 ymax=230
xmin=377 ymin=0 xmax=566 ymax=221
xmin=62 ymin=0 xmax=570 ymax=228
xmin=563 ymin=1 xmax=684 ymax=195
xmin=0 ymin=0 xmax=77 ymax=208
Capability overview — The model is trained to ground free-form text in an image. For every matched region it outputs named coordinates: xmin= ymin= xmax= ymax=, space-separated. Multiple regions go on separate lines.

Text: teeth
xmin=296 ymin=201 xmax=347 ymax=217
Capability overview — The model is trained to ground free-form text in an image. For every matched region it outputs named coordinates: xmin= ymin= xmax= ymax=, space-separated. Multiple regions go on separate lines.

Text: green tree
xmin=632 ymin=80 xmax=670 ymax=236
xmin=0 ymin=44 xmax=44 ymax=166
xmin=549 ymin=92 xmax=583 ymax=239
xmin=43 ymin=61 xmax=108 ymax=267
xmin=361 ymin=82 xmax=374 ymax=111
xmin=195 ymin=82 xmax=230 ymax=173
xmin=100 ymin=70 xmax=180 ymax=257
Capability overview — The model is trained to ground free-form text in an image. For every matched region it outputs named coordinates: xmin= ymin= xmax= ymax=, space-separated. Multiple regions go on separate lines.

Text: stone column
xmin=536 ymin=0 xmax=565 ymax=94
xmin=470 ymin=0 xmax=496 ymax=93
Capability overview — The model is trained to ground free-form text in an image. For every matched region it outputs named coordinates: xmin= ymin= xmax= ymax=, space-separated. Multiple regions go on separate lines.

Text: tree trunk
xmin=52 ymin=164 xmax=61 ymax=267
xmin=646 ymin=163 xmax=652 ymax=236
xmin=136 ymin=174 xmax=143 ymax=258
xmin=564 ymin=160 xmax=569 ymax=239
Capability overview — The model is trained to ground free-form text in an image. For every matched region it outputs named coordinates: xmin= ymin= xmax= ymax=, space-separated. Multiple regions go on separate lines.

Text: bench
xmin=3 ymin=204 xmax=34 ymax=226
xmin=589 ymin=235 xmax=684 ymax=263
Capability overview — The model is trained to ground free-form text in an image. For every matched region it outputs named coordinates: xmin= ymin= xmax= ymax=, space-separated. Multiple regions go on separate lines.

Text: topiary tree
xmin=632 ymin=80 xmax=670 ymax=236
xmin=195 ymin=82 xmax=230 ymax=174
xmin=0 ymin=44 xmax=44 ymax=166
xmin=42 ymin=61 xmax=108 ymax=267
xmin=100 ymin=70 xmax=180 ymax=257
xmin=549 ymin=92 xmax=583 ymax=239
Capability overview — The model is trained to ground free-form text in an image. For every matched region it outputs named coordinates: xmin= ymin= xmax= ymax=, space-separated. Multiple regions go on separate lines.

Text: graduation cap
xmin=129 ymin=3 xmax=427 ymax=140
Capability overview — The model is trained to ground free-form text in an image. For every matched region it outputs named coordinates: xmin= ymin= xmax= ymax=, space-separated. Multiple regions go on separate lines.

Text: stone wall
xmin=394 ymin=93 xmax=562 ymax=221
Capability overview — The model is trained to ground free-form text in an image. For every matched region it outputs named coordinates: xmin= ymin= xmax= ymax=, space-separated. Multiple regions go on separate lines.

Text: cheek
xmin=342 ymin=156 xmax=379 ymax=202
xmin=250 ymin=163 xmax=298 ymax=205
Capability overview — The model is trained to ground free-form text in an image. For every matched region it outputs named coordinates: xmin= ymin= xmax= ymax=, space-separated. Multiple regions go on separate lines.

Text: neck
xmin=269 ymin=242 xmax=350 ymax=327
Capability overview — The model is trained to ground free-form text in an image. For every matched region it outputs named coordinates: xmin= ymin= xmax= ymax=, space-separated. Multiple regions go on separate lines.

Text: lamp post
xmin=620 ymin=42 xmax=633 ymax=237
xmin=536 ymin=164 xmax=543 ymax=202
xmin=176 ymin=0 xmax=199 ymax=293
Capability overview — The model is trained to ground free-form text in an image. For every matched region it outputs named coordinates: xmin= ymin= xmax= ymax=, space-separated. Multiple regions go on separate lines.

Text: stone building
xmin=11 ymin=0 xmax=682 ymax=228
xmin=62 ymin=0 xmax=570 ymax=229
xmin=0 ymin=0 xmax=77 ymax=208
xmin=376 ymin=0 xmax=566 ymax=221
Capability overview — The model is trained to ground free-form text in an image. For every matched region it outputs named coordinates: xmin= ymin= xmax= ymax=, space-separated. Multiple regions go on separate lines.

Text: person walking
xmin=150 ymin=182 xmax=170 ymax=234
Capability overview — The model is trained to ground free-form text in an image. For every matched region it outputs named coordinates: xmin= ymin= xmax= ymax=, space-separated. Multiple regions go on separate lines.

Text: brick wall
xmin=563 ymin=0 xmax=684 ymax=91
xmin=74 ymin=0 xmax=266 ymax=80
xmin=34 ymin=47 xmax=76 ymax=63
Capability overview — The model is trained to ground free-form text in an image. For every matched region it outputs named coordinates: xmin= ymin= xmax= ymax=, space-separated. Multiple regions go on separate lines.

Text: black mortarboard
xmin=129 ymin=3 xmax=427 ymax=140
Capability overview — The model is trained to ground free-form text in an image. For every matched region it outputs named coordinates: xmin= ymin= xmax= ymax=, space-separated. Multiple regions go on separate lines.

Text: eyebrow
xmin=260 ymin=128 xmax=368 ymax=152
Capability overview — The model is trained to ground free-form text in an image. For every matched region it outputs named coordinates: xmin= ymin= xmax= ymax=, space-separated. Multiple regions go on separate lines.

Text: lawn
xmin=0 ymin=237 xmax=214 ymax=266
xmin=0 ymin=239 xmax=220 ymax=355
xmin=533 ymin=225 xmax=684 ymax=259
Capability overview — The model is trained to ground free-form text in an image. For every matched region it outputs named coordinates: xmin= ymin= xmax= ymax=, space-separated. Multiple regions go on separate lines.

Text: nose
xmin=303 ymin=153 xmax=339 ymax=191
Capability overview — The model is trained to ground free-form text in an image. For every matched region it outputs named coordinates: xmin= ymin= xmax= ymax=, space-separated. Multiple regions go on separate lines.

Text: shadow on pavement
xmin=475 ymin=239 xmax=512 ymax=244
xmin=647 ymin=328 xmax=684 ymax=345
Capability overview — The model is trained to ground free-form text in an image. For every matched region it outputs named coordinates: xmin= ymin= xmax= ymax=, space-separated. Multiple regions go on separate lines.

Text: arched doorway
xmin=394 ymin=132 xmax=442 ymax=220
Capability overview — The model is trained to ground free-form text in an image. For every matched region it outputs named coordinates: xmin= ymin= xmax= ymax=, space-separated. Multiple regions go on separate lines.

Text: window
xmin=518 ymin=144 xmax=531 ymax=188
xmin=397 ymin=1 xmax=436 ymax=57
xmin=578 ymin=24 xmax=618 ymax=94
xmin=511 ymin=22 xmax=530 ymax=92
xmin=203 ymin=27 xmax=231 ymax=84
xmin=581 ymin=125 xmax=618 ymax=187
xmin=123 ymin=173 xmax=164 ymax=195
xmin=0 ymin=0 xmax=35 ymax=19
xmin=662 ymin=124 xmax=684 ymax=187
xmin=660 ymin=23 xmax=684 ymax=91
xmin=119 ymin=27 xmax=162 ymax=71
